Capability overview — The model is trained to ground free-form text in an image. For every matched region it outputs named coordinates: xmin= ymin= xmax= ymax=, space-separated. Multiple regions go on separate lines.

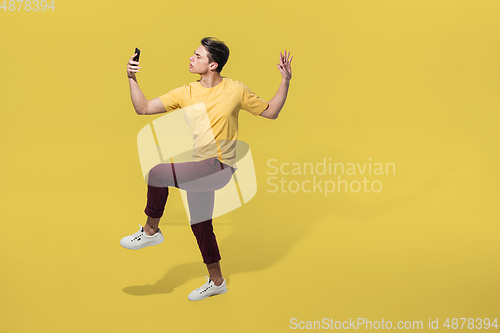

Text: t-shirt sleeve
xmin=241 ymin=83 xmax=268 ymax=116
xmin=158 ymin=86 xmax=183 ymax=113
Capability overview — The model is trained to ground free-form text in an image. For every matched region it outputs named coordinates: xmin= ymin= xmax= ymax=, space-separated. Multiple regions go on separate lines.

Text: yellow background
xmin=1 ymin=0 xmax=499 ymax=332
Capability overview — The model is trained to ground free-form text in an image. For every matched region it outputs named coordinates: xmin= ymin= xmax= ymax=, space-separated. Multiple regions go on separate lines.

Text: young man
xmin=122 ymin=37 xmax=292 ymax=301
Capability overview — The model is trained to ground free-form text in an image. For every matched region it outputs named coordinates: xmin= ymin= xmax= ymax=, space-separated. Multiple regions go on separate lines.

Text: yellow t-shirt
xmin=158 ymin=77 xmax=268 ymax=169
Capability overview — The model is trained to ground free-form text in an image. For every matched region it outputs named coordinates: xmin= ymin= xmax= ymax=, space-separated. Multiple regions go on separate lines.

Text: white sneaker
xmin=188 ymin=276 xmax=227 ymax=301
xmin=120 ymin=224 xmax=164 ymax=250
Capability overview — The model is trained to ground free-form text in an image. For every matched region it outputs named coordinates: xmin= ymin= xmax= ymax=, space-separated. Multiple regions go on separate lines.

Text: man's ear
xmin=209 ymin=62 xmax=219 ymax=71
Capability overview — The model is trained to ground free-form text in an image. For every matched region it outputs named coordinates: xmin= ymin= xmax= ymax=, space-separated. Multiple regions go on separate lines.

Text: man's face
xmin=189 ymin=45 xmax=217 ymax=74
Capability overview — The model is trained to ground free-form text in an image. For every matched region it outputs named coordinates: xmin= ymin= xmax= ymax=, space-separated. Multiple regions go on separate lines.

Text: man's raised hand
xmin=277 ymin=50 xmax=293 ymax=80
xmin=127 ymin=53 xmax=141 ymax=78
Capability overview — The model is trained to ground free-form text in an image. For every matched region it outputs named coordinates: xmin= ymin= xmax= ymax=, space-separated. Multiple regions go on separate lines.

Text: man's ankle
xmin=144 ymin=226 xmax=158 ymax=236
xmin=212 ymin=278 xmax=224 ymax=286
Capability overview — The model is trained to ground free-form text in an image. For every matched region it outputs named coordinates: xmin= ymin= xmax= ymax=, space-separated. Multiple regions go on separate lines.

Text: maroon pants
xmin=144 ymin=157 xmax=235 ymax=264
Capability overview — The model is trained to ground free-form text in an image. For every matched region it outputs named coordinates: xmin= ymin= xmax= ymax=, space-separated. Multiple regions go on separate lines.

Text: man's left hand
xmin=277 ymin=50 xmax=293 ymax=81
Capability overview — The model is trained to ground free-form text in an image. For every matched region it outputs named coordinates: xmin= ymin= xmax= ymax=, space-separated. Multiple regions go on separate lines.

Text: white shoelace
xmin=196 ymin=276 xmax=213 ymax=293
xmin=131 ymin=224 xmax=145 ymax=241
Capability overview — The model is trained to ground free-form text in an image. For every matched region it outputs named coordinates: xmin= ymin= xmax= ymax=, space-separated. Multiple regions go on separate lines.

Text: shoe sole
xmin=120 ymin=235 xmax=164 ymax=250
xmin=188 ymin=288 xmax=227 ymax=301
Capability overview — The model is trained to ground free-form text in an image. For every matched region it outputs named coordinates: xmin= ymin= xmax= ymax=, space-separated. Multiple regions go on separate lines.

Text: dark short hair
xmin=201 ymin=37 xmax=230 ymax=73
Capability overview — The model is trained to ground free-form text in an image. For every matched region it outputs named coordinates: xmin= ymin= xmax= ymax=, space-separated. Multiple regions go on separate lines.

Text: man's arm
xmin=259 ymin=78 xmax=290 ymax=119
xmin=127 ymin=53 xmax=166 ymax=115
xmin=259 ymin=50 xmax=293 ymax=120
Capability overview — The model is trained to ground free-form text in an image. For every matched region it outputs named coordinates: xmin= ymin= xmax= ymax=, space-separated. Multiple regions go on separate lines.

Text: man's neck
xmin=198 ymin=73 xmax=223 ymax=88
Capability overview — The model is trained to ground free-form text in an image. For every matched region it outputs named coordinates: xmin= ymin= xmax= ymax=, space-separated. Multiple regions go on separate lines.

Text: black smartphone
xmin=133 ymin=47 xmax=140 ymax=62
